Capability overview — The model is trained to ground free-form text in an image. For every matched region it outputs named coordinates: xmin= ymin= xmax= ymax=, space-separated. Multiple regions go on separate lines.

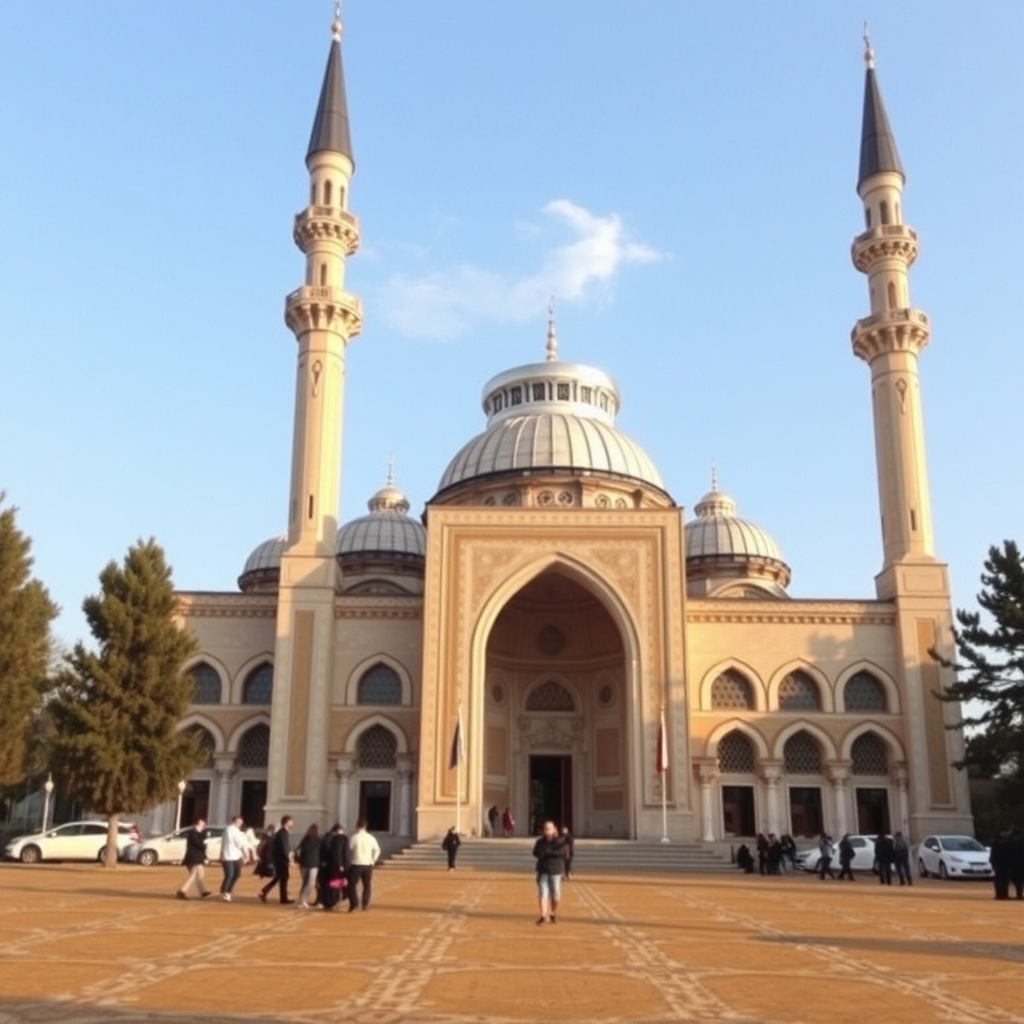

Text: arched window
xmin=189 ymin=663 xmax=222 ymax=705
xmin=717 ymin=731 xmax=755 ymax=773
xmin=783 ymin=731 xmax=822 ymax=774
xmin=880 ymin=200 xmax=891 ymax=225
xmin=526 ymin=679 xmax=576 ymax=712
xmin=323 ymin=179 xmax=333 ymax=206
xmin=778 ymin=671 xmax=821 ymax=711
xmin=887 ymin=281 xmax=897 ymax=309
xmin=844 ymin=672 xmax=887 ymax=712
xmin=357 ymin=664 xmax=403 ymax=705
xmin=243 ymin=664 xmax=273 ymax=705
xmin=319 ymin=263 xmax=327 ymax=286
xmin=188 ymin=725 xmax=216 ymax=768
xmin=357 ymin=725 xmax=397 ymax=769
xmin=711 ymin=671 xmax=754 ymax=710
xmin=851 ymin=733 xmax=889 ymax=775
xmin=238 ymin=724 xmax=269 ymax=768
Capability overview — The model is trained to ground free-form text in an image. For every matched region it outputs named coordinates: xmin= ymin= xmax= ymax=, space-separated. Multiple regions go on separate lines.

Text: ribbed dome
xmin=439 ymin=412 xmax=664 ymax=492
xmin=437 ymin=354 xmax=665 ymax=494
xmin=238 ymin=535 xmax=286 ymax=592
xmin=337 ymin=482 xmax=425 ymax=562
xmin=684 ymin=485 xmax=790 ymax=595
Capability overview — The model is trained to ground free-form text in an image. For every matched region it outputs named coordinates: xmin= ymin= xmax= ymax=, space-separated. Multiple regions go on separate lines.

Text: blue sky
xmin=1 ymin=2 xmax=1022 ymax=646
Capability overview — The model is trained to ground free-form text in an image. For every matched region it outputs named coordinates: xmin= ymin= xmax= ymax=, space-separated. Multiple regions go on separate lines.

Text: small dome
xmin=437 ymin=357 xmax=666 ymax=495
xmin=685 ymin=484 xmax=790 ymax=595
xmin=337 ymin=482 xmax=425 ymax=564
xmin=238 ymin=535 xmax=286 ymax=592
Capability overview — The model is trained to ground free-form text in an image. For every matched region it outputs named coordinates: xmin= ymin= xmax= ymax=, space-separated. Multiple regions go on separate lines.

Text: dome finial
xmin=386 ymin=453 xmax=395 ymax=488
xmin=710 ymin=458 xmax=718 ymax=493
xmin=332 ymin=1 xmax=342 ymax=42
xmin=863 ymin=21 xmax=875 ymax=69
xmin=545 ymin=298 xmax=559 ymax=362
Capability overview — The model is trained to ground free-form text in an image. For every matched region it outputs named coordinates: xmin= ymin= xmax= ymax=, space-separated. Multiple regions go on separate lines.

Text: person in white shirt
xmin=219 ymin=814 xmax=254 ymax=902
xmin=347 ymin=818 xmax=381 ymax=911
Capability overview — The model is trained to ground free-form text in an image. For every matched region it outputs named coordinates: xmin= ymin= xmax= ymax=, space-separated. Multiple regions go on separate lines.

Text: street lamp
xmin=175 ymin=779 xmax=186 ymax=831
xmin=41 ymin=773 xmax=54 ymax=831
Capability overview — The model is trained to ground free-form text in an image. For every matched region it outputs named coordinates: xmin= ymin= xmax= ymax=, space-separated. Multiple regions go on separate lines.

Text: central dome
xmin=436 ymin=356 xmax=666 ymax=497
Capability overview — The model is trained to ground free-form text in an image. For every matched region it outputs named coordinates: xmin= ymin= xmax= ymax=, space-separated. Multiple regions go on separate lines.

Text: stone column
xmin=213 ymin=758 xmax=236 ymax=825
xmin=892 ymin=763 xmax=910 ymax=834
xmin=827 ymin=762 xmax=852 ymax=837
xmin=696 ymin=759 xmax=718 ymax=842
xmin=761 ymin=761 xmax=783 ymax=836
xmin=335 ymin=758 xmax=355 ymax=829
xmin=397 ymin=757 xmax=416 ymax=837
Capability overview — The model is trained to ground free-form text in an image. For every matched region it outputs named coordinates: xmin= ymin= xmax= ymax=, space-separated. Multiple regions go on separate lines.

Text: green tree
xmin=50 ymin=539 xmax=201 ymax=866
xmin=0 ymin=496 xmax=58 ymax=787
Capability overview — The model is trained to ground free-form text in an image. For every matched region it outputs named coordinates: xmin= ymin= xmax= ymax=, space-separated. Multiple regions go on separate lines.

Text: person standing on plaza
xmin=219 ymin=814 xmax=253 ymax=902
xmin=176 ymin=817 xmax=212 ymax=900
xmin=836 ymin=834 xmax=856 ymax=881
xmin=893 ymin=831 xmax=913 ymax=886
xmin=502 ymin=807 xmax=515 ymax=838
xmin=532 ymin=819 xmax=567 ymax=925
xmin=487 ymin=805 xmax=500 ymax=838
xmin=259 ymin=815 xmax=294 ymax=904
xmin=295 ymin=822 xmax=321 ymax=908
xmin=874 ymin=833 xmax=895 ymax=885
xmin=1009 ymin=828 xmax=1024 ymax=900
xmin=442 ymin=826 xmax=461 ymax=871
xmin=348 ymin=818 xmax=381 ymax=911
xmin=320 ymin=823 xmax=350 ymax=911
xmin=561 ymin=825 xmax=575 ymax=879
xmin=817 ymin=834 xmax=836 ymax=880
xmin=990 ymin=829 xmax=1013 ymax=900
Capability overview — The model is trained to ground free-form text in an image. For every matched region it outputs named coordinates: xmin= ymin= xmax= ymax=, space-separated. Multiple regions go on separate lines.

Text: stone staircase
xmin=384 ymin=837 xmax=735 ymax=874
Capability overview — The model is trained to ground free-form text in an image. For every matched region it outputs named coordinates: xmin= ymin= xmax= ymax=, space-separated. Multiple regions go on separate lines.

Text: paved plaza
xmin=0 ymin=860 xmax=1022 ymax=1024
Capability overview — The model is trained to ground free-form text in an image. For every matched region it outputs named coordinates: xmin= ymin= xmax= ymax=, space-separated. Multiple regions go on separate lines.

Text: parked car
xmin=796 ymin=834 xmax=877 ymax=873
xmin=916 ymin=835 xmax=992 ymax=879
xmin=3 ymin=820 xmax=140 ymax=864
xmin=132 ymin=825 xmax=225 ymax=866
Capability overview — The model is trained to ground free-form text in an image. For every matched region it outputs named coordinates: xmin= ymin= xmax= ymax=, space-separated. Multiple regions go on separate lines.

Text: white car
xmin=797 ymin=835 xmax=878 ymax=873
xmin=3 ymin=820 xmax=140 ymax=864
xmin=916 ymin=835 xmax=992 ymax=880
xmin=134 ymin=826 xmax=224 ymax=866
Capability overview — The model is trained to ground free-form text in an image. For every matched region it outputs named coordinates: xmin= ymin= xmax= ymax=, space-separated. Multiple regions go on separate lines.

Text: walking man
xmin=259 ymin=815 xmax=294 ymax=905
xmin=533 ymin=819 xmax=568 ymax=925
xmin=176 ymin=817 xmax=212 ymax=900
xmin=348 ymin=818 xmax=381 ymax=911
xmin=837 ymin=834 xmax=855 ymax=881
xmin=442 ymin=826 xmax=461 ymax=871
xmin=893 ymin=831 xmax=913 ymax=886
xmin=817 ymin=834 xmax=836 ymax=880
xmin=561 ymin=825 xmax=575 ymax=879
xmin=219 ymin=814 xmax=252 ymax=902
xmin=875 ymin=833 xmax=895 ymax=885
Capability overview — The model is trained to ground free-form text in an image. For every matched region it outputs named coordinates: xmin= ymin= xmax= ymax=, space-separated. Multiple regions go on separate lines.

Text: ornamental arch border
xmin=834 ymin=660 xmax=901 ymax=715
xmin=226 ymin=713 xmax=271 ymax=755
xmin=343 ymin=714 xmax=410 ymax=756
xmin=230 ymin=652 xmax=275 ymax=705
xmin=522 ymin=673 xmax=582 ymax=714
xmin=345 ymin=653 xmax=415 ymax=707
xmin=772 ymin=719 xmax=839 ymax=762
xmin=182 ymin=655 xmax=230 ymax=706
xmin=699 ymin=659 xmax=766 ymax=712
xmin=839 ymin=720 xmax=906 ymax=764
xmin=703 ymin=718 xmax=771 ymax=762
xmin=178 ymin=713 xmax=227 ymax=754
xmin=767 ymin=660 xmax=833 ymax=713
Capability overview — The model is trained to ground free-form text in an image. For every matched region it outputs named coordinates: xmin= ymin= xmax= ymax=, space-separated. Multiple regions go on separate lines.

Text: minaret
xmin=267 ymin=8 xmax=361 ymax=827
xmin=850 ymin=33 xmax=935 ymax=598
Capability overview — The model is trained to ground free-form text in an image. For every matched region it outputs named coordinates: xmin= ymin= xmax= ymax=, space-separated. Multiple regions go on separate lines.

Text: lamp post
xmin=175 ymin=779 xmax=186 ymax=831
xmin=41 ymin=773 xmax=54 ymax=831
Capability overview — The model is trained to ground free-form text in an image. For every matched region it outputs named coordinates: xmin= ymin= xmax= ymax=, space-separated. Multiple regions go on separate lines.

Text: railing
xmin=853 ymin=308 xmax=930 ymax=333
xmin=853 ymin=224 xmax=918 ymax=247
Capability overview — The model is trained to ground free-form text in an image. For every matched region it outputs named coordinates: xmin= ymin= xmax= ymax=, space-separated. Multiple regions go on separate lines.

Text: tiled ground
xmin=1 ymin=861 xmax=1022 ymax=1023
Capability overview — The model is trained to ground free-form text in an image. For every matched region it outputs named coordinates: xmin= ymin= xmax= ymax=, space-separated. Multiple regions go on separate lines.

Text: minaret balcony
xmin=851 ymin=224 xmax=918 ymax=272
xmin=293 ymin=206 xmax=360 ymax=256
xmin=851 ymin=308 xmax=930 ymax=362
xmin=285 ymin=286 xmax=363 ymax=339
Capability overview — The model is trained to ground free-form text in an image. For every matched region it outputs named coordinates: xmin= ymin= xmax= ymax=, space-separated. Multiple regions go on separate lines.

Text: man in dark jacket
xmin=259 ymin=815 xmax=294 ymax=905
xmin=990 ymin=829 xmax=1013 ymax=900
xmin=442 ymin=826 xmax=461 ymax=871
xmin=319 ymin=823 xmax=350 ymax=911
xmin=1010 ymin=829 xmax=1024 ymax=900
xmin=176 ymin=817 xmax=212 ymax=900
xmin=875 ymin=833 xmax=895 ymax=885
xmin=532 ymin=820 xmax=568 ymax=925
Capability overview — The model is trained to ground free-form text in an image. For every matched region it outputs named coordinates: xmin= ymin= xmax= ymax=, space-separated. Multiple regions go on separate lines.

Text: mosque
xmin=161 ymin=18 xmax=974 ymax=845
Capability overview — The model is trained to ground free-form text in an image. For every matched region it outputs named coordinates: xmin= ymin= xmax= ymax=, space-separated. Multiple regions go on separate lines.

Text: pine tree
xmin=50 ymin=539 xmax=201 ymax=866
xmin=939 ymin=540 xmax=1024 ymax=779
xmin=0 ymin=497 xmax=58 ymax=787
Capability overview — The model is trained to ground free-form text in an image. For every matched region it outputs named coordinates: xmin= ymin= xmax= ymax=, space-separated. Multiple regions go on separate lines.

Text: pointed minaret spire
xmin=307 ymin=3 xmax=353 ymax=164
xmin=545 ymin=298 xmax=559 ymax=362
xmin=858 ymin=31 xmax=903 ymax=188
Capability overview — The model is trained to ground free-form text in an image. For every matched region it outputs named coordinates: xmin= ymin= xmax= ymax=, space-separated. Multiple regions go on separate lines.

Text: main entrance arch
xmin=482 ymin=569 xmax=631 ymax=837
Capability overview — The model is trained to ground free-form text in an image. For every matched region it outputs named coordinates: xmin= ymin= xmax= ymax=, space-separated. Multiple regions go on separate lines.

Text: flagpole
xmin=456 ymin=703 xmax=463 ymax=835
xmin=659 ymin=705 xmax=670 ymax=844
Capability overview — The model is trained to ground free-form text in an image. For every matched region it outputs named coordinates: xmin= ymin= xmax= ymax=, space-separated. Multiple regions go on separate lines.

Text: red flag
xmin=449 ymin=711 xmax=464 ymax=770
xmin=656 ymin=709 xmax=669 ymax=773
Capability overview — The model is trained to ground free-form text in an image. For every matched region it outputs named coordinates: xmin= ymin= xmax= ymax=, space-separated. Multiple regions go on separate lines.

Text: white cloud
xmin=376 ymin=200 xmax=664 ymax=339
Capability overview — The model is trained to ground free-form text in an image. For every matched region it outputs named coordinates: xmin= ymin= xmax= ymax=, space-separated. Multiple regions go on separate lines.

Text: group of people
xmin=484 ymin=805 xmax=517 ymax=838
xmin=175 ymin=814 xmax=381 ymax=912
xmin=735 ymin=833 xmax=798 ymax=874
xmin=815 ymin=831 xmax=913 ymax=884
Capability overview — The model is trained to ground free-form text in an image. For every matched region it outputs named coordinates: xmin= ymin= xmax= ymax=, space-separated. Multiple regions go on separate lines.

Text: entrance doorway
xmin=240 ymin=780 xmax=266 ymax=830
xmin=529 ymin=755 xmax=572 ymax=834
xmin=181 ymin=780 xmax=210 ymax=827
xmin=721 ymin=785 xmax=756 ymax=836
xmin=855 ymin=787 xmax=891 ymax=834
xmin=788 ymin=786 xmax=823 ymax=838
xmin=359 ymin=780 xmax=392 ymax=833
